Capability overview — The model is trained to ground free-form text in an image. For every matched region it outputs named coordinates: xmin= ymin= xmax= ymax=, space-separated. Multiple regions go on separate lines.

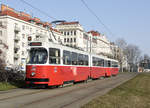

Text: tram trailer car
xmin=26 ymin=42 xmax=119 ymax=87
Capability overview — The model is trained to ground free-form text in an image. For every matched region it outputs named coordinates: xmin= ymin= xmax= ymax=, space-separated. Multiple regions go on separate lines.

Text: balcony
xmin=34 ymin=38 xmax=40 ymax=41
xmin=14 ymin=43 xmax=20 ymax=49
xmin=14 ymin=26 xmax=20 ymax=32
xmin=14 ymin=53 xmax=19 ymax=59
xmin=34 ymin=37 xmax=46 ymax=42
xmin=36 ymin=32 xmax=42 ymax=36
xmin=14 ymin=35 xmax=20 ymax=41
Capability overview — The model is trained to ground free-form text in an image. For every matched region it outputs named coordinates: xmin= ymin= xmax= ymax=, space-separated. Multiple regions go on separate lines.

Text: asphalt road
xmin=0 ymin=73 xmax=137 ymax=108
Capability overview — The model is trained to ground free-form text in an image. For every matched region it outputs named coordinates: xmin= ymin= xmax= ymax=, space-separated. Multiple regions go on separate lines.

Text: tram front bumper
xmin=25 ymin=78 xmax=49 ymax=84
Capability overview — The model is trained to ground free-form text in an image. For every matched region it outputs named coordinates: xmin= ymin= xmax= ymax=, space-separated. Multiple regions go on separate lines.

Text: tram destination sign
xmin=29 ymin=42 xmax=42 ymax=46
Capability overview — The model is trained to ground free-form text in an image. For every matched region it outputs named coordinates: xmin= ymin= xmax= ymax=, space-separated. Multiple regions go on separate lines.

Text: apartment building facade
xmin=0 ymin=4 xmax=63 ymax=71
xmin=56 ymin=22 xmax=113 ymax=56
xmin=55 ymin=21 xmax=85 ymax=49
xmin=87 ymin=31 xmax=112 ymax=56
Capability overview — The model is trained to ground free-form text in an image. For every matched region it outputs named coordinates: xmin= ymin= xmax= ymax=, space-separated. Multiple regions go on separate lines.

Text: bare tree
xmin=115 ymin=38 xmax=128 ymax=72
xmin=125 ymin=44 xmax=141 ymax=72
xmin=143 ymin=54 xmax=150 ymax=60
xmin=115 ymin=38 xmax=127 ymax=51
xmin=0 ymin=42 xmax=25 ymax=82
xmin=115 ymin=38 xmax=142 ymax=72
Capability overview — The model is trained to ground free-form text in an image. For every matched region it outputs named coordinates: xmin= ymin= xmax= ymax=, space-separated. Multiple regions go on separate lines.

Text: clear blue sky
xmin=2 ymin=0 xmax=150 ymax=55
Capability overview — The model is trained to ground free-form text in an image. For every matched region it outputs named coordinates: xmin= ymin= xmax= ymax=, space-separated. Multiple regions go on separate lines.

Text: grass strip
xmin=0 ymin=80 xmax=25 ymax=91
xmin=82 ymin=73 xmax=150 ymax=108
xmin=0 ymin=82 xmax=16 ymax=91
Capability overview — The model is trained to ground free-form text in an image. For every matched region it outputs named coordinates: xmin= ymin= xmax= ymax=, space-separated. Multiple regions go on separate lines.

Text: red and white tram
xmin=26 ymin=42 xmax=119 ymax=87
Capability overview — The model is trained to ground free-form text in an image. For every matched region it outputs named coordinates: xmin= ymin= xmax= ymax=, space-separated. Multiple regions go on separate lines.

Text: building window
xmin=67 ymin=38 xmax=69 ymax=42
xmin=74 ymin=38 xmax=76 ymax=42
xmin=71 ymin=31 xmax=73 ymax=35
xmin=30 ymin=28 xmax=32 ymax=32
xmin=26 ymin=26 xmax=29 ymax=30
xmin=64 ymin=32 xmax=66 ymax=36
xmin=22 ymin=34 xmax=25 ymax=39
xmin=22 ymin=25 xmax=25 ymax=30
xmin=22 ymin=51 xmax=24 ymax=56
xmin=70 ymin=38 xmax=72 ymax=43
xmin=74 ymin=31 xmax=76 ymax=35
xmin=67 ymin=31 xmax=69 ymax=35
xmin=14 ymin=23 xmax=18 ymax=27
xmin=0 ymin=31 xmax=2 ymax=36
xmin=64 ymin=38 xmax=66 ymax=42
xmin=22 ymin=42 xmax=25 ymax=47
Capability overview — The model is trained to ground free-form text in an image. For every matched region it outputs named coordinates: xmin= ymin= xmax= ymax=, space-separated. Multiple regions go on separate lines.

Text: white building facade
xmin=56 ymin=22 xmax=113 ymax=56
xmin=0 ymin=4 xmax=63 ymax=71
xmin=55 ymin=22 xmax=85 ymax=49
xmin=87 ymin=31 xmax=112 ymax=56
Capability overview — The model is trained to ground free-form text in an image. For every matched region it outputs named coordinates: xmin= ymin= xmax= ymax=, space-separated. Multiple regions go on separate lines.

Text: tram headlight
xmin=31 ymin=72 xmax=36 ymax=77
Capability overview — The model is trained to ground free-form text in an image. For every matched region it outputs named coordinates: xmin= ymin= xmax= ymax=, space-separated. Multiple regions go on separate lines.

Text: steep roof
xmin=0 ymin=4 xmax=53 ymax=28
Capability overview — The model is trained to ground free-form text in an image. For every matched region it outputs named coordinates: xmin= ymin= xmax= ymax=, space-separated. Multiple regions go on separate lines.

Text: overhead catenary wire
xmin=19 ymin=0 xmax=57 ymax=20
xmin=18 ymin=0 xmax=61 ymax=43
xmin=80 ymin=0 xmax=114 ymax=37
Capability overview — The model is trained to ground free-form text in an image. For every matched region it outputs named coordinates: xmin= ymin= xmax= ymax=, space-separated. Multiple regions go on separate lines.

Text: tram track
xmin=0 ymin=89 xmax=51 ymax=101
xmin=20 ymin=73 xmax=137 ymax=108
xmin=0 ymin=81 xmax=87 ymax=102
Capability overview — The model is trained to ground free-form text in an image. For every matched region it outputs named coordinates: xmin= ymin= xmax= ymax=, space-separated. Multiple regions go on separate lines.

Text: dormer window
xmin=29 ymin=19 xmax=36 ymax=24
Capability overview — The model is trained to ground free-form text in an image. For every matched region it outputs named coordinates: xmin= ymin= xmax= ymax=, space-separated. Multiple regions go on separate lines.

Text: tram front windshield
xmin=28 ymin=48 xmax=48 ymax=64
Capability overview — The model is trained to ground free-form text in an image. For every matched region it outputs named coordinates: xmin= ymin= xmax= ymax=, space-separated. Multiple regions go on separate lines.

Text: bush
xmin=0 ymin=69 xmax=25 ymax=82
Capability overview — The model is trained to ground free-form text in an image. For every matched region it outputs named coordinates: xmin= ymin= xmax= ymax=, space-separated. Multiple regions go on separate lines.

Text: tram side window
xmin=115 ymin=62 xmax=119 ymax=67
xmin=84 ymin=55 xmax=89 ymax=66
xmin=78 ymin=54 xmax=84 ymax=65
xmin=49 ymin=48 xmax=60 ymax=64
xmin=112 ymin=62 xmax=118 ymax=67
xmin=104 ymin=60 xmax=108 ymax=67
xmin=63 ymin=50 xmax=71 ymax=65
xmin=72 ymin=52 xmax=78 ymax=65
xmin=108 ymin=61 xmax=111 ymax=67
xmin=92 ymin=57 xmax=97 ymax=66
xmin=82 ymin=54 xmax=87 ymax=66
xmin=98 ymin=58 xmax=104 ymax=67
